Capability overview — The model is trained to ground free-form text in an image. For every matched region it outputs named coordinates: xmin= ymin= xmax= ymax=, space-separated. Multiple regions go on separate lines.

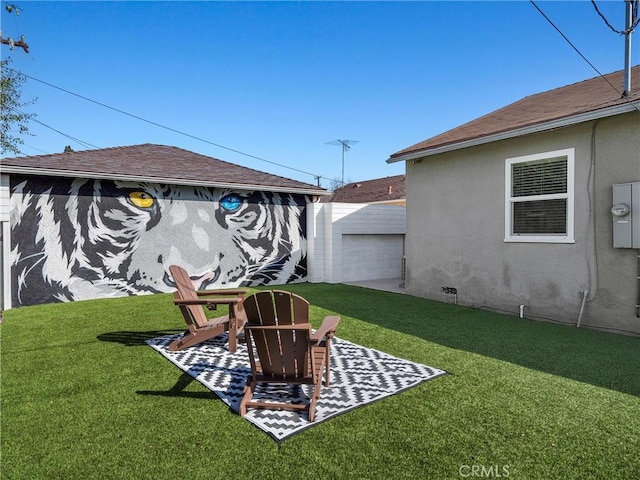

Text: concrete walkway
xmin=342 ymin=278 xmax=406 ymax=294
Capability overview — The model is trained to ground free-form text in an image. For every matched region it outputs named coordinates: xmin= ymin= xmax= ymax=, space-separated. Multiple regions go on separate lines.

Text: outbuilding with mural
xmin=0 ymin=144 xmax=328 ymax=308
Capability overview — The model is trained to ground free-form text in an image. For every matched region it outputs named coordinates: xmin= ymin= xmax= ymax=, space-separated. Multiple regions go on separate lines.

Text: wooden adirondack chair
xmin=239 ymin=290 xmax=340 ymax=421
xmin=168 ymin=264 xmax=248 ymax=352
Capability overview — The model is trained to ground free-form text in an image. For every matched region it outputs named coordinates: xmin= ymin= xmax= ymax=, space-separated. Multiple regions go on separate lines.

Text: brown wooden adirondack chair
xmin=239 ymin=290 xmax=340 ymax=421
xmin=168 ymin=264 xmax=248 ymax=352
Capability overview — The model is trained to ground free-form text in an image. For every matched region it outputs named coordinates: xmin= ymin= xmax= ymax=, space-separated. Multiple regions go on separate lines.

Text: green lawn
xmin=2 ymin=283 xmax=639 ymax=479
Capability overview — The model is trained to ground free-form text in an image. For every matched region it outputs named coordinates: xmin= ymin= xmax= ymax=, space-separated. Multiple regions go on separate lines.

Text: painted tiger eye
xmin=129 ymin=191 xmax=154 ymax=208
xmin=220 ymin=194 xmax=242 ymax=212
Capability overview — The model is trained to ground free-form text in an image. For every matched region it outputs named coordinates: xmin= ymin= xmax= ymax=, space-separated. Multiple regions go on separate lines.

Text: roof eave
xmin=0 ymin=167 xmax=330 ymax=196
xmin=386 ymin=102 xmax=640 ymax=164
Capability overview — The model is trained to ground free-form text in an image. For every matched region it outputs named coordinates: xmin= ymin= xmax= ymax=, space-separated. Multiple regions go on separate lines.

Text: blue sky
xmin=2 ymin=1 xmax=637 ymax=188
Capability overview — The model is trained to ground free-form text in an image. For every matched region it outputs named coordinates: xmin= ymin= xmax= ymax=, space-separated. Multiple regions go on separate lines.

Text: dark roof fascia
xmin=0 ymin=165 xmax=331 ymax=196
xmin=387 ymin=101 xmax=640 ymax=164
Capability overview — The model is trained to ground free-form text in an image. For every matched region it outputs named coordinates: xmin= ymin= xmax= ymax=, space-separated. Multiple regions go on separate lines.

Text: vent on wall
xmin=441 ymin=287 xmax=458 ymax=304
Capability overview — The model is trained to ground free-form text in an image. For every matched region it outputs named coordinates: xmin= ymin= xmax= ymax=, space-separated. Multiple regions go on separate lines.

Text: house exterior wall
xmin=7 ymin=175 xmax=309 ymax=308
xmin=405 ymin=111 xmax=640 ymax=335
xmin=307 ymin=202 xmax=406 ymax=284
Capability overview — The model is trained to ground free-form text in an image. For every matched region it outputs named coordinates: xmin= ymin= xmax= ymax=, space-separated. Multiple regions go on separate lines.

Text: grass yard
xmin=1 ymin=283 xmax=639 ymax=479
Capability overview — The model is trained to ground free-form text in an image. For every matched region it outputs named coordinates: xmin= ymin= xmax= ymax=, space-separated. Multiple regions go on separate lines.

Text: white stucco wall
xmin=404 ymin=111 xmax=640 ymax=335
xmin=306 ymin=202 xmax=406 ymax=284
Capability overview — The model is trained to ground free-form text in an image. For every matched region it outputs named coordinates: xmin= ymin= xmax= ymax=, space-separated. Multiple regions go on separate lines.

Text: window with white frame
xmin=504 ymin=148 xmax=574 ymax=243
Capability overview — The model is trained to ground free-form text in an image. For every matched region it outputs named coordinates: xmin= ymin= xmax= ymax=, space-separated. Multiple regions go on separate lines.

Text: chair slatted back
xmin=248 ymin=324 xmax=311 ymax=379
xmin=243 ymin=290 xmax=309 ymax=326
xmin=169 ymin=264 xmax=208 ymax=328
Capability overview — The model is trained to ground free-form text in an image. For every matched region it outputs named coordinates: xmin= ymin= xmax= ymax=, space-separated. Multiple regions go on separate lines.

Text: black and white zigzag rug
xmin=146 ymin=333 xmax=446 ymax=442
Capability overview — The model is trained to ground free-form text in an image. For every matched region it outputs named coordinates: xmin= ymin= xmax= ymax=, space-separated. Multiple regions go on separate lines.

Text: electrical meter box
xmin=612 ymin=182 xmax=640 ymax=248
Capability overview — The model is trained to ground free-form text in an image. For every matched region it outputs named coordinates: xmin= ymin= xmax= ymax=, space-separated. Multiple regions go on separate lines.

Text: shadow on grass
xmin=274 ymin=283 xmax=640 ymax=398
xmin=97 ymin=329 xmax=184 ymax=347
xmin=99 ymin=331 xmax=230 ymax=408
xmin=136 ymin=372 xmax=220 ymax=400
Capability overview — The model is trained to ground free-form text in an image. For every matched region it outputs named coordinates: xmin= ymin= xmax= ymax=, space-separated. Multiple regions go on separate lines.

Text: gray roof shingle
xmin=327 ymin=175 xmax=405 ymax=203
xmin=390 ymin=66 xmax=640 ymax=160
xmin=1 ymin=143 xmax=327 ymax=195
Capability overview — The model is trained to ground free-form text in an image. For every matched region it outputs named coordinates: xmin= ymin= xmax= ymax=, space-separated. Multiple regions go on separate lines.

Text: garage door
xmin=342 ymin=234 xmax=404 ymax=282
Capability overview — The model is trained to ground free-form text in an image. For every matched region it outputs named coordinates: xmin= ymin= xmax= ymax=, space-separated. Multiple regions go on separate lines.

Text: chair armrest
xmin=196 ymin=289 xmax=248 ymax=297
xmin=310 ymin=315 xmax=340 ymax=342
xmin=174 ymin=296 xmax=243 ymax=306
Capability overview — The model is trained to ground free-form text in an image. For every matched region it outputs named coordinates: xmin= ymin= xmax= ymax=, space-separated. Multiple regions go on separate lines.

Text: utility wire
xmin=530 ymin=1 xmax=614 ymax=86
xmin=19 ymin=143 xmax=49 ymax=155
xmin=530 ymin=0 xmax=639 ymax=109
xmin=591 ymin=0 xmax=640 ymax=35
xmin=31 ymin=118 xmax=99 ymax=150
xmin=9 ymin=106 xmax=100 ymax=151
xmin=6 ymin=67 xmax=328 ymax=184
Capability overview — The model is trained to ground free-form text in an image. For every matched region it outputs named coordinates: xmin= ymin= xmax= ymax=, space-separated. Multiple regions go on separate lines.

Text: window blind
xmin=513 ymin=199 xmax=567 ymax=234
xmin=512 ymin=157 xmax=567 ymax=197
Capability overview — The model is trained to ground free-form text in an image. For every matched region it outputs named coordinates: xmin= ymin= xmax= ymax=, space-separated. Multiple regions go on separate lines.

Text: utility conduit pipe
xmin=636 ymin=250 xmax=640 ymax=318
xmin=576 ymin=290 xmax=589 ymax=328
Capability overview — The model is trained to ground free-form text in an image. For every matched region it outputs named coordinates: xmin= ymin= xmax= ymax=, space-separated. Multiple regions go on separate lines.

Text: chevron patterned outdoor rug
xmin=146 ymin=333 xmax=446 ymax=442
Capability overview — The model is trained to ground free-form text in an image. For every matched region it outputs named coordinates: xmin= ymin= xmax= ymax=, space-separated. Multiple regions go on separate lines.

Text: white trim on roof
xmin=0 ymin=166 xmax=331 ymax=196
xmin=387 ymin=102 xmax=640 ymax=164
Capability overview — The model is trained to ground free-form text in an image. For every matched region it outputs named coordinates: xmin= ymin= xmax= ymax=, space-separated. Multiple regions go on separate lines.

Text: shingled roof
xmin=327 ymin=175 xmax=405 ymax=204
xmin=0 ymin=143 xmax=328 ymax=195
xmin=389 ymin=66 xmax=640 ymax=162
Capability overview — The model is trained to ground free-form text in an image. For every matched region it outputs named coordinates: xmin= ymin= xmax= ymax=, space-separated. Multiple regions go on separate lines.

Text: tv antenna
xmin=326 ymin=139 xmax=358 ymax=187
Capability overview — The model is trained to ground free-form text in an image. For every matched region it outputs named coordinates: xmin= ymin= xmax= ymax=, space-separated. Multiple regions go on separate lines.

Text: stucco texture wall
xmin=405 ymin=111 xmax=640 ymax=335
xmin=9 ymin=175 xmax=309 ymax=307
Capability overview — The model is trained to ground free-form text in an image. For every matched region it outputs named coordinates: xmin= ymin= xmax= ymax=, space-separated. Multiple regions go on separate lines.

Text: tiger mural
xmin=10 ymin=175 xmax=308 ymax=307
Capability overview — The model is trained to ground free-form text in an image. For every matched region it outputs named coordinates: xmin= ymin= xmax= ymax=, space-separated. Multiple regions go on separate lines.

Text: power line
xmin=529 ymin=1 xmax=612 ymax=84
xmin=591 ymin=0 xmax=640 ymax=35
xmin=31 ymin=118 xmax=99 ymax=150
xmin=5 ymin=67 xmax=330 ymax=184
xmin=19 ymin=142 xmax=49 ymax=155
xmin=9 ymin=106 xmax=100 ymax=151
xmin=529 ymin=0 xmax=639 ymax=108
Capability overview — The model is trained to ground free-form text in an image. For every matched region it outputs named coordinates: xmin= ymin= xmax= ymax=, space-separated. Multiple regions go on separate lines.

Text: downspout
xmin=636 ymin=250 xmax=640 ymax=318
xmin=576 ymin=290 xmax=589 ymax=328
xmin=577 ymin=119 xmax=600 ymax=327
xmin=0 ymin=225 xmax=3 ymax=324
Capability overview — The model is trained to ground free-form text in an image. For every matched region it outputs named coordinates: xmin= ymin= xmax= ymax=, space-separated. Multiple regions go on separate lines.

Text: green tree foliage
xmin=1 ymin=58 xmax=36 ymax=155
